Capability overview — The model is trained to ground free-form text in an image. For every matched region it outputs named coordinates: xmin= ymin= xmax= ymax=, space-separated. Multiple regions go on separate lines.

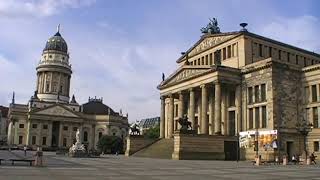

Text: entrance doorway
xmin=286 ymin=141 xmax=294 ymax=160
xmin=51 ymin=121 xmax=60 ymax=147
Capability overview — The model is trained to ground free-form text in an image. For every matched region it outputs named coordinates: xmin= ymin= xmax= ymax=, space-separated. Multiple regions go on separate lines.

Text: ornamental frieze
xmin=34 ymin=105 xmax=78 ymax=117
xmin=167 ymin=69 xmax=208 ymax=85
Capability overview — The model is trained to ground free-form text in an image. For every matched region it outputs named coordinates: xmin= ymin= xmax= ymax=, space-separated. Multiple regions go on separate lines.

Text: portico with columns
xmin=159 ymin=66 xmax=241 ymax=138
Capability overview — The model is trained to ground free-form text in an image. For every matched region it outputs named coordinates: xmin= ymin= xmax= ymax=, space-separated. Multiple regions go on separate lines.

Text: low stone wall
xmin=172 ymin=133 xmax=237 ymax=160
xmin=125 ymin=135 xmax=158 ymax=156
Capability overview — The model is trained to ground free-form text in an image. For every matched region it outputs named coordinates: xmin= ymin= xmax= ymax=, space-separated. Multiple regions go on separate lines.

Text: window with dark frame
xmin=42 ymin=137 xmax=47 ymax=145
xmin=227 ymin=45 xmax=231 ymax=58
xmin=255 ymin=107 xmax=260 ymax=128
xmin=254 ymin=85 xmax=259 ymax=103
xmin=63 ymin=126 xmax=68 ymax=131
xmin=248 ymin=87 xmax=253 ymax=104
xmin=261 ymin=84 xmax=266 ymax=102
xmin=262 ymin=106 xmax=267 ymax=128
xmin=312 ymin=85 xmax=317 ymax=102
xmin=259 ymin=44 xmax=263 ymax=57
xmin=313 ymin=107 xmax=318 ymax=128
xmin=32 ymin=124 xmax=37 ymax=129
xmin=19 ymin=124 xmax=24 ymax=128
xmin=249 ymin=108 xmax=253 ymax=129
xmin=32 ymin=136 xmax=36 ymax=145
xmin=43 ymin=124 xmax=48 ymax=129
xmin=223 ymin=48 xmax=226 ymax=60
xmin=314 ymin=141 xmax=319 ymax=152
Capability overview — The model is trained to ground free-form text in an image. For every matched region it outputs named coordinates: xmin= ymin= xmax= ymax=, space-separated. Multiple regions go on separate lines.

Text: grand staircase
xmin=132 ymin=138 xmax=174 ymax=159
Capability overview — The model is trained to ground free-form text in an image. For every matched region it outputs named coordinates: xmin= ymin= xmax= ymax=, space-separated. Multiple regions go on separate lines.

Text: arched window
xmin=84 ymin=131 xmax=88 ymax=142
xmin=98 ymin=132 xmax=102 ymax=139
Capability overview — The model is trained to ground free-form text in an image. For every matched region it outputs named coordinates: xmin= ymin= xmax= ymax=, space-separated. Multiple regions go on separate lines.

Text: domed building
xmin=7 ymin=27 xmax=129 ymax=150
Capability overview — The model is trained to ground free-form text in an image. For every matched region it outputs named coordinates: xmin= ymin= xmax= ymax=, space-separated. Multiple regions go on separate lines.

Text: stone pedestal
xmin=69 ymin=142 xmax=86 ymax=157
xmin=255 ymin=155 xmax=261 ymax=166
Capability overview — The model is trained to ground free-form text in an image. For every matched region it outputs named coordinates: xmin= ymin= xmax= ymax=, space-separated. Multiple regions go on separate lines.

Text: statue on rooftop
xmin=200 ymin=18 xmax=221 ymax=34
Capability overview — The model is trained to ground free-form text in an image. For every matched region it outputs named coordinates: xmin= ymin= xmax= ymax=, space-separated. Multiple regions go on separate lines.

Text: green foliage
xmin=97 ymin=135 xmax=124 ymax=154
xmin=145 ymin=125 xmax=160 ymax=139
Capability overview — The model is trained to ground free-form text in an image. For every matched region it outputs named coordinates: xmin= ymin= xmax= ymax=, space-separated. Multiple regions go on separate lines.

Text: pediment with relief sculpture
xmin=159 ymin=67 xmax=210 ymax=88
xmin=33 ymin=105 xmax=79 ymax=118
xmin=188 ymin=34 xmax=237 ymax=57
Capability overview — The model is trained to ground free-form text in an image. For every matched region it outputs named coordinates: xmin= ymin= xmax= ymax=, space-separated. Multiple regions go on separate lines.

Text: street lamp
xmin=296 ymin=118 xmax=313 ymax=161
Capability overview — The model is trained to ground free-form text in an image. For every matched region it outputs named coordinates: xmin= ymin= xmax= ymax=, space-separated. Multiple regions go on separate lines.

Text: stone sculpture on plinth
xmin=177 ymin=115 xmax=195 ymax=134
xmin=69 ymin=128 xmax=86 ymax=157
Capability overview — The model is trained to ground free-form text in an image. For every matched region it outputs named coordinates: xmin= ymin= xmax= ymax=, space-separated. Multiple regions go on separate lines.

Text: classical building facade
xmin=158 ymin=21 xmax=320 ymax=159
xmin=0 ymin=106 xmax=8 ymax=142
xmin=8 ymin=29 xmax=128 ymax=150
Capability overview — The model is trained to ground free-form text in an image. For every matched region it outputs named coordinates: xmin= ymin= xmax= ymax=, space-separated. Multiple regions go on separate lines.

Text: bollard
xmin=306 ymin=157 xmax=311 ymax=165
xmin=255 ymin=155 xmax=261 ymax=166
xmin=283 ymin=156 xmax=288 ymax=165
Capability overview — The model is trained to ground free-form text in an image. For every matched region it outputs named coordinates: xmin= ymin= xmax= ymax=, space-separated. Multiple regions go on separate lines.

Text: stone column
xmin=58 ymin=122 xmax=63 ymax=147
xmin=160 ymin=96 xmax=166 ymax=138
xmin=14 ymin=122 xmax=18 ymax=144
xmin=201 ymin=84 xmax=209 ymax=134
xmin=91 ymin=124 xmax=96 ymax=149
xmin=189 ymin=88 xmax=195 ymax=130
xmin=235 ymin=85 xmax=242 ymax=133
xmin=222 ymin=90 xmax=227 ymax=135
xmin=7 ymin=121 xmax=13 ymax=145
xmin=214 ymin=82 xmax=222 ymax=134
xmin=209 ymin=90 xmax=214 ymax=135
xmin=178 ymin=92 xmax=184 ymax=118
xmin=168 ymin=95 xmax=174 ymax=138
xmin=25 ymin=120 xmax=31 ymax=145
xmin=177 ymin=92 xmax=184 ymax=130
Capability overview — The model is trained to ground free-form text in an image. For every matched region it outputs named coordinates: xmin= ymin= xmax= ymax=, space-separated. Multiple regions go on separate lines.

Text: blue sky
xmin=0 ymin=0 xmax=320 ymax=122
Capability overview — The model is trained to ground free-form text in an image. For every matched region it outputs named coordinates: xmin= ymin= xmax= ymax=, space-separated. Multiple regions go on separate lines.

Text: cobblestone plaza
xmin=0 ymin=150 xmax=318 ymax=180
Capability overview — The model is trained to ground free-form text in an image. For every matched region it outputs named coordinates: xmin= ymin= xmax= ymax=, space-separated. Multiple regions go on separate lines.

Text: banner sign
xmin=239 ymin=130 xmax=277 ymax=149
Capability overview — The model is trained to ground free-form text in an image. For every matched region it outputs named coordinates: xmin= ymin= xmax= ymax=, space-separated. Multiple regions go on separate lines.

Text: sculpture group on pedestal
xmin=69 ymin=128 xmax=86 ymax=157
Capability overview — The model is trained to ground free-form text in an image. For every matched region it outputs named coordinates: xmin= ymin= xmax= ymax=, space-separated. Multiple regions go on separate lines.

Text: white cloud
xmin=0 ymin=0 xmax=96 ymax=18
xmin=258 ymin=15 xmax=320 ymax=53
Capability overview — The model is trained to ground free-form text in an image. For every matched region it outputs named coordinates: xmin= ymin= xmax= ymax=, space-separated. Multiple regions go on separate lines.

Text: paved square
xmin=0 ymin=150 xmax=319 ymax=180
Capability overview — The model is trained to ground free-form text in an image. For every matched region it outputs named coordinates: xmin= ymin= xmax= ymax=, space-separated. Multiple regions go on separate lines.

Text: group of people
xmin=291 ymin=152 xmax=317 ymax=165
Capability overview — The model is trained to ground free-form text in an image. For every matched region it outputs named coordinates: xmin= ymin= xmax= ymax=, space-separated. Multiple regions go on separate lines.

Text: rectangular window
xmin=198 ymin=58 xmax=200 ymax=65
xmin=262 ymin=106 xmax=267 ymax=128
xmin=232 ymin=43 xmax=237 ymax=57
xmin=254 ymin=85 xmax=259 ymax=103
xmin=201 ymin=57 xmax=204 ymax=65
xmin=229 ymin=91 xmax=236 ymax=107
xmin=255 ymin=107 xmax=260 ymax=128
xmin=248 ymin=87 xmax=253 ymax=104
xmin=296 ymin=55 xmax=299 ymax=64
xmin=269 ymin=47 xmax=272 ymax=57
xmin=287 ymin=52 xmax=290 ymax=62
xmin=190 ymin=61 xmax=193 ymax=66
xmin=223 ymin=48 xmax=226 ymax=60
xmin=205 ymin=55 xmax=208 ymax=65
xmin=19 ymin=124 xmax=24 ymax=128
xmin=227 ymin=45 xmax=231 ymax=58
xmin=261 ymin=84 xmax=266 ymax=102
xmin=259 ymin=44 xmax=263 ymax=57
xmin=42 ymin=137 xmax=47 ymax=146
xmin=43 ymin=124 xmax=48 ymax=129
xmin=63 ymin=138 xmax=67 ymax=147
xmin=304 ymin=57 xmax=307 ymax=67
xmin=305 ymin=86 xmax=310 ymax=103
xmin=63 ymin=126 xmax=68 ymax=131
xmin=313 ymin=107 xmax=318 ymax=128
xmin=32 ymin=124 xmax=37 ymax=129
xmin=175 ymin=104 xmax=178 ymax=117
xmin=278 ymin=50 xmax=282 ymax=60
xmin=46 ymin=83 xmax=50 ymax=92
xmin=19 ymin=136 xmax=23 ymax=144
xmin=249 ymin=108 xmax=253 ymax=129
xmin=209 ymin=53 xmax=213 ymax=65
xmin=312 ymin=85 xmax=317 ymax=102
xmin=314 ymin=141 xmax=319 ymax=152
xmin=312 ymin=60 xmax=315 ymax=65
xmin=73 ymin=127 xmax=78 ymax=131
xmin=32 ymin=136 xmax=36 ymax=145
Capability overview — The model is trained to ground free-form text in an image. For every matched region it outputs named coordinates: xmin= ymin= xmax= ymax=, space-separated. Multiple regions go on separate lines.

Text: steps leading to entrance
xmin=132 ymin=138 xmax=174 ymax=159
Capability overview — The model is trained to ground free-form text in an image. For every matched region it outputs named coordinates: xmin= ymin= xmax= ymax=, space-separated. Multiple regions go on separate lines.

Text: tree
xmin=144 ymin=125 xmax=160 ymax=139
xmin=97 ymin=135 xmax=124 ymax=154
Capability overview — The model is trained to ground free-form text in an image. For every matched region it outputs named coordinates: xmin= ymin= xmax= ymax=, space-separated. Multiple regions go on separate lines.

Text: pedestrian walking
xmin=311 ymin=152 xmax=317 ymax=165
xmin=23 ymin=145 xmax=27 ymax=156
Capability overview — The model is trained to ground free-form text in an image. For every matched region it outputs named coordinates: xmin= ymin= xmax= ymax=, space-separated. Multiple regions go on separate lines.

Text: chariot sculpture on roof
xmin=200 ymin=18 xmax=221 ymax=34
